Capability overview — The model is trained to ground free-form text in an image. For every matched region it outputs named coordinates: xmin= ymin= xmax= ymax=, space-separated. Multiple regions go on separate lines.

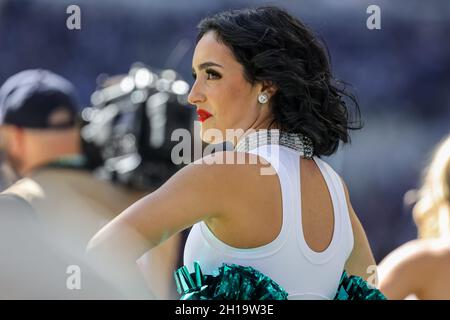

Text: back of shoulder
xmin=175 ymin=151 xmax=278 ymax=213
xmin=189 ymin=151 xmax=276 ymax=188
xmin=379 ymin=239 xmax=449 ymax=280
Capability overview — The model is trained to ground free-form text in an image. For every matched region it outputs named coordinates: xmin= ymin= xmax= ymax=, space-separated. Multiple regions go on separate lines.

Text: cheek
xmin=214 ymin=80 xmax=254 ymax=125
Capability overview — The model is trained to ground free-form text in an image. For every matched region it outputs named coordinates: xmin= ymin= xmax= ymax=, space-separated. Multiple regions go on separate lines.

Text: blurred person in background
xmin=378 ymin=134 xmax=450 ymax=299
xmin=0 ymin=69 xmax=180 ymax=299
xmin=0 ymin=192 xmax=128 ymax=299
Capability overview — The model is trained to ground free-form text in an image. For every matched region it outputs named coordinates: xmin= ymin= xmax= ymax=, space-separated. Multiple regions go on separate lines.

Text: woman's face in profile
xmin=188 ymin=31 xmax=263 ymax=144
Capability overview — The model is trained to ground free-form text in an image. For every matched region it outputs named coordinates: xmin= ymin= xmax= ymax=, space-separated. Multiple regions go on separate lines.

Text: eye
xmin=191 ymin=72 xmax=197 ymax=80
xmin=205 ymin=69 xmax=221 ymax=80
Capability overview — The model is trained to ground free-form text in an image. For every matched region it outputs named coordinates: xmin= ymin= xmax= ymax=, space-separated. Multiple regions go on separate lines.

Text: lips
xmin=196 ymin=109 xmax=213 ymax=122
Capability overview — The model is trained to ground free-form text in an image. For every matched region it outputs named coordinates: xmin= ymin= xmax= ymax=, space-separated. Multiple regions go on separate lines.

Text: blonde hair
xmin=413 ymin=134 xmax=450 ymax=239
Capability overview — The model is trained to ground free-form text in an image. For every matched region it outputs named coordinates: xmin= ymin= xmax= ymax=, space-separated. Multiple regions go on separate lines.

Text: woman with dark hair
xmin=87 ymin=6 xmax=383 ymax=300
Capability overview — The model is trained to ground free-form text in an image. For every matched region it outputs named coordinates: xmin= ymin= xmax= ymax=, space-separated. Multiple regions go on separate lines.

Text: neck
xmin=21 ymin=134 xmax=81 ymax=176
xmin=22 ymin=152 xmax=81 ymax=176
xmin=233 ymin=117 xmax=279 ymax=147
xmin=234 ymin=129 xmax=314 ymax=158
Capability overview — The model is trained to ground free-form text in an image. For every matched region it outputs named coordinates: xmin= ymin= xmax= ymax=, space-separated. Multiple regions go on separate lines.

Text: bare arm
xmin=85 ymin=152 xmax=234 ymax=298
xmin=378 ymin=239 xmax=440 ymax=300
xmin=341 ymin=179 xmax=377 ymax=283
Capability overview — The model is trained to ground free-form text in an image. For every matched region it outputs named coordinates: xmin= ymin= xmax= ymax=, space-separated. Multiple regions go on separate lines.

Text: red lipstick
xmin=196 ymin=109 xmax=213 ymax=122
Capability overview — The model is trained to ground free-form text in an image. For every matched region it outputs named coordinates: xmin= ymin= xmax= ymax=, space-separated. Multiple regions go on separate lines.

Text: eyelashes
xmin=205 ymin=69 xmax=221 ymax=80
xmin=191 ymin=69 xmax=222 ymax=80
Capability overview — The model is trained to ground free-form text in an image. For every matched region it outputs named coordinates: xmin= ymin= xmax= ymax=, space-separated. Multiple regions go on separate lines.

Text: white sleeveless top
xmin=183 ymin=145 xmax=354 ymax=299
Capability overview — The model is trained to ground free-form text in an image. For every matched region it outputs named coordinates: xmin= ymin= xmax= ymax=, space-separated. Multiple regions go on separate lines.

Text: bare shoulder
xmin=377 ymin=238 xmax=450 ymax=299
xmin=185 ymin=150 xmax=279 ymax=217
xmin=380 ymin=238 xmax=450 ymax=274
xmin=189 ymin=150 xmax=276 ymax=187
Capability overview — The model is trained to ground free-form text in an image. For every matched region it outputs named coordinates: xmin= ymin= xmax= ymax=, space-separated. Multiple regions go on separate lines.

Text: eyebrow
xmin=192 ymin=61 xmax=224 ymax=73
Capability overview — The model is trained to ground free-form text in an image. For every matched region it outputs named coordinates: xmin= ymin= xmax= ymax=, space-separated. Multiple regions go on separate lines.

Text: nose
xmin=187 ymin=81 xmax=206 ymax=106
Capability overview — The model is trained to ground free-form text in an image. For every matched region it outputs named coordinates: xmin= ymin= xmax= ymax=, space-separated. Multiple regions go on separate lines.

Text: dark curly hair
xmin=196 ymin=6 xmax=363 ymax=156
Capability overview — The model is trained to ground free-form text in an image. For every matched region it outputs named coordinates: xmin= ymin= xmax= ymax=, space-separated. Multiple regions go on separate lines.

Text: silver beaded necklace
xmin=234 ymin=129 xmax=314 ymax=159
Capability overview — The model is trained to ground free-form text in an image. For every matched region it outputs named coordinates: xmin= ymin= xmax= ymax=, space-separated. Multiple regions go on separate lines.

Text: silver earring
xmin=258 ymin=92 xmax=269 ymax=104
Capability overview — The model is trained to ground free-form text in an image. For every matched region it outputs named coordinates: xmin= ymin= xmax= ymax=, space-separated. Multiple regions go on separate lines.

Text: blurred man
xmin=0 ymin=69 xmax=181 ymax=299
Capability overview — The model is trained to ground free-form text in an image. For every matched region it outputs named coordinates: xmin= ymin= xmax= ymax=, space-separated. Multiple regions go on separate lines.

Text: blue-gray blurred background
xmin=0 ymin=0 xmax=449 ymax=262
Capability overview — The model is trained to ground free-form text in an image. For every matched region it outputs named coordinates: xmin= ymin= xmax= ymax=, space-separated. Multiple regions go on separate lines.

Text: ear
xmin=261 ymin=80 xmax=278 ymax=97
xmin=8 ymin=126 xmax=26 ymax=157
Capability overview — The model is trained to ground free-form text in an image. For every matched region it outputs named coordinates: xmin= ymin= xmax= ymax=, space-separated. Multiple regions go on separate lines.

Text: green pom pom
xmin=174 ymin=262 xmax=288 ymax=300
xmin=174 ymin=263 xmax=387 ymax=300
xmin=333 ymin=271 xmax=387 ymax=300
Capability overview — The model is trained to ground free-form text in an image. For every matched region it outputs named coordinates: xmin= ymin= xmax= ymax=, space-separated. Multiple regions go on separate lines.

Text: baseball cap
xmin=0 ymin=69 xmax=81 ymax=129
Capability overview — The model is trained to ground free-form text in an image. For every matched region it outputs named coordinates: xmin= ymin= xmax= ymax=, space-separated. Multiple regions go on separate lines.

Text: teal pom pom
xmin=211 ymin=264 xmax=288 ymax=300
xmin=173 ymin=261 xmax=215 ymax=300
xmin=174 ymin=262 xmax=288 ymax=300
xmin=174 ymin=263 xmax=386 ymax=300
xmin=334 ymin=271 xmax=387 ymax=300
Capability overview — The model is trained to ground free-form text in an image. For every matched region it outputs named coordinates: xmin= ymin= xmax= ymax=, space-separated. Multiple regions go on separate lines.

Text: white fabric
xmin=183 ymin=145 xmax=354 ymax=299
